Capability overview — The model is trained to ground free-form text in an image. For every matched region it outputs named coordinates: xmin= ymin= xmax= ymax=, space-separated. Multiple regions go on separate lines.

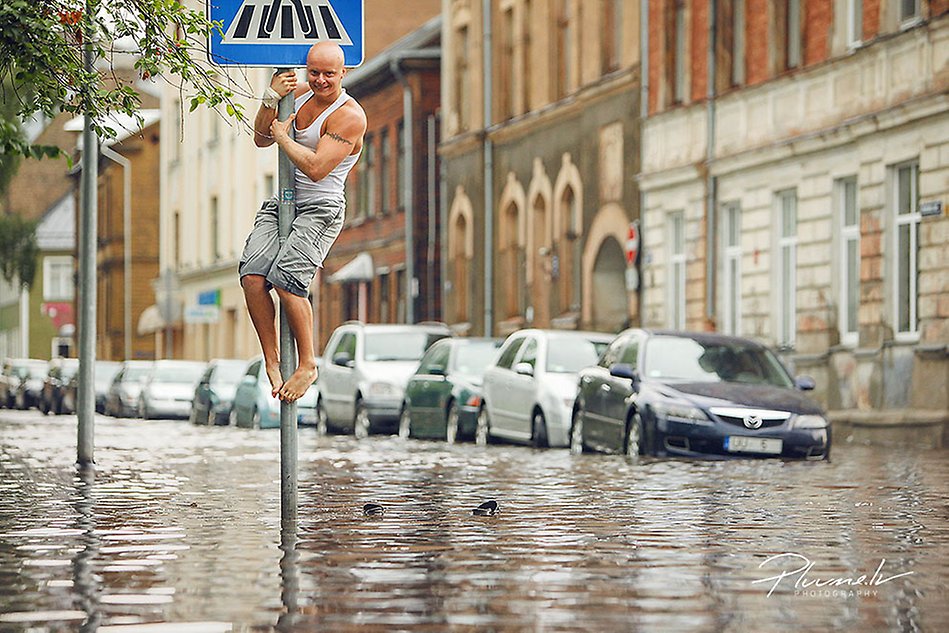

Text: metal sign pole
xmin=277 ymin=74 xmax=298 ymax=529
xmin=77 ymin=0 xmax=98 ymax=467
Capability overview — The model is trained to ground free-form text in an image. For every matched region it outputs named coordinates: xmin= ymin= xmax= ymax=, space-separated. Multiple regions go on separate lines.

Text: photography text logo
xmin=752 ymin=553 xmax=914 ymax=598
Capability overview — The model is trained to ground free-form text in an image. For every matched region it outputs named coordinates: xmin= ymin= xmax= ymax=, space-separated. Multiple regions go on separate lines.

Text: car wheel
xmin=398 ymin=406 xmax=411 ymax=439
xmin=475 ymin=405 xmax=491 ymax=446
xmin=353 ymin=402 xmax=370 ymax=439
xmin=531 ymin=410 xmax=549 ymax=448
xmin=316 ymin=399 xmax=328 ymax=436
xmin=569 ymin=408 xmax=584 ymax=455
xmin=625 ymin=413 xmax=643 ymax=457
xmin=445 ymin=403 xmax=460 ymax=445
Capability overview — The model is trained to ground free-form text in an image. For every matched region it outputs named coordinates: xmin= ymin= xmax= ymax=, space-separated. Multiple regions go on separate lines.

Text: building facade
xmin=441 ymin=0 xmax=642 ymax=337
xmin=640 ymin=1 xmax=949 ymax=435
xmin=317 ymin=17 xmax=442 ymax=351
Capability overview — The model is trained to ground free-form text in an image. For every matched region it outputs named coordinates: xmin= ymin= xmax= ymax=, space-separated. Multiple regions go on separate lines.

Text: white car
xmin=479 ymin=329 xmax=613 ymax=447
xmin=317 ymin=322 xmax=451 ymax=437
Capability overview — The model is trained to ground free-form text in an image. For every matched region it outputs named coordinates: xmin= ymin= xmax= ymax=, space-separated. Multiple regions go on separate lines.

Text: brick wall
xmin=803 ymin=0 xmax=832 ymax=65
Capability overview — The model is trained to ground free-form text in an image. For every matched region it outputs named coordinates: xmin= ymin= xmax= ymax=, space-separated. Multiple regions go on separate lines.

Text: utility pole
xmin=77 ymin=0 xmax=98 ymax=467
xmin=277 ymin=79 xmax=298 ymax=530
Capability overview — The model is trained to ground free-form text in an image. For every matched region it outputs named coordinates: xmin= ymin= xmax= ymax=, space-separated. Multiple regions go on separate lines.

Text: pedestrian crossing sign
xmin=208 ymin=0 xmax=364 ymax=67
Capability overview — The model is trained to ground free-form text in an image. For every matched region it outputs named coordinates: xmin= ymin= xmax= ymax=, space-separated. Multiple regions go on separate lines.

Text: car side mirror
xmin=333 ymin=352 xmax=352 ymax=367
xmin=513 ymin=362 xmax=534 ymax=377
xmin=609 ymin=363 xmax=638 ymax=382
xmin=795 ymin=375 xmax=816 ymax=391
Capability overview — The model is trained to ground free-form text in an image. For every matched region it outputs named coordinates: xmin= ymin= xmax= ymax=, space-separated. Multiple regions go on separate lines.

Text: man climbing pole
xmin=239 ymin=41 xmax=367 ymax=402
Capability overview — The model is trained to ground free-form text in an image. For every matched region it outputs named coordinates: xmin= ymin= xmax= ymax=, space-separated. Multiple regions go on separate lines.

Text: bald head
xmin=307 ymin=42 xmax=345 ymax=69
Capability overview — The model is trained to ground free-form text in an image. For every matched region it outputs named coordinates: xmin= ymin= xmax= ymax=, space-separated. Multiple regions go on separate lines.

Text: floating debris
xmin=472 ymin=500 xmax=499 ymax=516
xmin=362 ymin=503 xmax=385 ymax=517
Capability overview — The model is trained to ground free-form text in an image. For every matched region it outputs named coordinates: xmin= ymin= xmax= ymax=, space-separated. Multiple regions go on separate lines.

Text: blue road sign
xmin=208 ymin=0 xmax=364 ymax=67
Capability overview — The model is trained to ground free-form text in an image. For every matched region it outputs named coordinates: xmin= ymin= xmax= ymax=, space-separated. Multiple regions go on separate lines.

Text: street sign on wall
xmin=208 ymin=0 xmax=364 ymax=67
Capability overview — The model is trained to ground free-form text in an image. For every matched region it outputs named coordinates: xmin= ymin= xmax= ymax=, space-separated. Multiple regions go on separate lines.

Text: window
xmin=601 ymin=0 xmax=623 ymax=74
xmin=264 ymin=174 xmax=275 ymax=199
xmin=668 ymin=211 xmax=686 ymax=330
xmin=454 ymin=24 xmax=470 ymax=131
xmin=900 ymin=0 xmax=920 ymax=24
xmin=173 ymin=211 xmax=181 ymax=267
xmin=396 ymin=120 xmax=405 ymax=210
xmin=619 ymin=337 xmax=640 ymax=366
xmin=787 ymin=0 xmax=801 ymax=68
xmin=893 ymin=162 xmax=920 ymax=336
xmin=500 ymin=5 xmax=515 ymax=119
xmin=396 ymin=268 xmax=406 ymax=323
xmin=522 ymin=0 xmax=533 ymax=110
xmin=555 ymin=0 xmax=574 ymax=99
xmin=846 ymin=0 xmax=863 ymax=47
xmin=380 ymin=128 xmax=390 ymax=214
xmin=356 ymin=140 xmax=370 ymax=219
xmin=674 ymin=2 xmax=688 ymax=103
xmin=836 ymin=177 xmax=859 ymax=346
xmin=210 ymin=195 xmax=219 ymax=261
xmin=43 ymin=256 xmax=74 ymax=301
xmin=722 ymin=203 xmax=742 ymax=335
xmin=776 ymin=190 xmax=797 ymax=347
xmin=518 ymin=337 xmax=538 ymax=370
xmin=363 ymin=133 xmax=376 ymax=217
xmin=732 ymin=0 xmax=745 ymax=85
xmin=496 ymin=337 xmax=526 ymax=369
xmin=418 ymin=343 xmax=450 ymax=375
xmin=598 ymin=336 xmax=625 ymax=368
xmin=379 ymin=272 xmax=390 ymax=323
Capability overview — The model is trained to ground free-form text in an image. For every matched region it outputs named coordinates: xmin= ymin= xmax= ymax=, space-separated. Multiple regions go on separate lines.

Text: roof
xmin=64 ymin=109 xmax=160 ymax=149
xmin=343 ymin=14 xmax=441 ymax=91
xmin=35 ymin=193 xmax=75 ymax=251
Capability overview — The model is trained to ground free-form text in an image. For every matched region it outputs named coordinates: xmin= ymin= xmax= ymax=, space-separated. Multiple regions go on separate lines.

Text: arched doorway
xmin=531 ymin=195 xmax=550 ymax=327
xmin=591 ymin=237 xmax=627 ymax=332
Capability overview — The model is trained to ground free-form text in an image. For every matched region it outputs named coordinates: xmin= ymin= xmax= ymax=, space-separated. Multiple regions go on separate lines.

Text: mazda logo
xmin=743 ymin=415 xmax=763 ymax=429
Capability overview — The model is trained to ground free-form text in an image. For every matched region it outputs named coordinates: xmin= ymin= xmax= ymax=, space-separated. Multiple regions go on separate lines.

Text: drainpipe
xmin=100 ymin=145 xmax=132 ymax=360
xmin=483 ymin=0 xmax=494 ymax=336
xmin=706 ymin=0 xmax=718 ymax=329
xmin=427 ymin=114 xmax=437 ymax=320
xmin=640 ymin=0 xmax=649 ymax=326
xmin=390 ymin=58 xmax=415 ymax=323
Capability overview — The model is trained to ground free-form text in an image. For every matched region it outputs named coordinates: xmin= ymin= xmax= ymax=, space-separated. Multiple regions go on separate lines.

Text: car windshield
xmin=452 ymin=343 xmax=500 ymax=376
xmin=643 ymin=336 xmax=794 ymax=388
xmin=123 ymin=366 xmax=153 ymax=382
xmin=546 ymin=337 xmax=609 ymax=374
xmin=212 ymin=362 xmax=247 ymax=385
xmin=152 ymin=364 xmax=205 ymax=384
xmin=364 ymin=332 xmax=446 ymax=362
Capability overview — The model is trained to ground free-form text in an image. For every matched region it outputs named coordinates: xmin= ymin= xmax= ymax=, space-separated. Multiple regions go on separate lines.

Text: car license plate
xmin=725 ymin=436 xmax=783 ymax=454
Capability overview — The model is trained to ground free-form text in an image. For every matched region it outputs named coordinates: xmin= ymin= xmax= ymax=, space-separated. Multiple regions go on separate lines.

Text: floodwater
xmin=1 ymin=410 xmax=947 ymax=632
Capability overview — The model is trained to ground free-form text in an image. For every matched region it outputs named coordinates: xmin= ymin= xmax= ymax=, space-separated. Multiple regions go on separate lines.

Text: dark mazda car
xmin=571 ymin=330 xmax=830 ymax=460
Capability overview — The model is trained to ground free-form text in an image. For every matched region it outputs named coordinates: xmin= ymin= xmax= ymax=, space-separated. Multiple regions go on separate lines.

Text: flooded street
xmin=1 ymin=410 xmax=947 ymax=632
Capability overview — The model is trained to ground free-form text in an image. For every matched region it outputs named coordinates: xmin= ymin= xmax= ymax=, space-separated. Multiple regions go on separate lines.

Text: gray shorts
xmin=238 ymin=197 xmax=344 ymax=297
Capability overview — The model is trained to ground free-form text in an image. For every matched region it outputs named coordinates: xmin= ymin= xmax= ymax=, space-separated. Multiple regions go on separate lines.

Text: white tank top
xmin=293 ymin=89 xmax=361 ymax=204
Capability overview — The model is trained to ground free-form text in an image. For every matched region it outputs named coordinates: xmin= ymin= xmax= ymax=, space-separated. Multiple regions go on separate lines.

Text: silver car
xmin=229 ymin=357 xmax=318 ymax=429
xmin=105 ymin=361 xmax=155 ymax=418
xmin=479 ymin=329 xmax=613 ymax=448
xmin=138 ymin=360 xmax=207 ymax=419
xmin=317 ymin=322 xmax=452 ymax=437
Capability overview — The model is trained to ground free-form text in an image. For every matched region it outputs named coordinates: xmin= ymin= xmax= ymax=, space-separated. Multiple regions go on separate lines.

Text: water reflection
xmin=0 ymin=412 xmax=946 ymax=631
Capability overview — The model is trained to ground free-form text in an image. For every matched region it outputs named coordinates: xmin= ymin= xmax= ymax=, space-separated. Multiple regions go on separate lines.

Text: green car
xmin=399 ymin=338 xmax=502 ymax=443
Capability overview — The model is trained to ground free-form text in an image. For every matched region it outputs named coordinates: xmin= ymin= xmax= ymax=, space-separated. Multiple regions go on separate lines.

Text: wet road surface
xmin=1 ymin=410 xmax=947 ymax=631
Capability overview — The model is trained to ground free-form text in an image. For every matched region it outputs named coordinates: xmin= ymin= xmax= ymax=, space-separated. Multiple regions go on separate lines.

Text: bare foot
xmin=265 ymin=362 xmax=283 ymax=398
xmin=278 ymin=362 xmax=318 ymax=402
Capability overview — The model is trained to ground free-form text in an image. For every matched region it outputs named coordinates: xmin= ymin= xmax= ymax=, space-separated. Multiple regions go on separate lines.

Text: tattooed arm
xmin=269 ymin=101 xmax=367 ymax=182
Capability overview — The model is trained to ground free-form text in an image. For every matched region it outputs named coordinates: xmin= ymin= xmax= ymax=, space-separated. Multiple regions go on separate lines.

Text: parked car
xmin=191 ymin=359 xmax=248 ymax=425
xmin=62 ymin=360 xmax=122 ymax=414
xmin=399 ymin=338 xmax=503 ymax=443
xmin=12 ymin=359 xmax=50 ymax=410
xmin=39 ymin=358 xmax=79 ymax=415
xmin=104 ymin=361 xmax=154 ymax=418
xmin=317 ymin=322 xmax=452 ymax=437
xmin=570 ymin=329 xmax=831 ymax=460
xmin=138 ymin=360 xmax=207 ymax=419
xmin=479 ymin=330 xmax=613 ymax=448
xmin=230 ymin=357 xmax=317 ymax=429
xmin=1 ymin=358 xmax=40 ymax=408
